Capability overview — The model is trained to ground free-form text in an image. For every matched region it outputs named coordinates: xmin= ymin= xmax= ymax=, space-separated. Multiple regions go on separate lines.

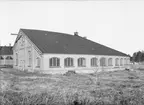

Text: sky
xmin=0 ymin=0 xmax=144 ymax=56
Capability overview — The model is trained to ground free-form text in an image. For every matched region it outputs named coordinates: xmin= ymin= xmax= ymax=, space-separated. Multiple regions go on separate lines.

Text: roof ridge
xmin=20 ymin=28 xmax=128 ymax=57
xmin=20 ymin=28 xmax=74 ymax=37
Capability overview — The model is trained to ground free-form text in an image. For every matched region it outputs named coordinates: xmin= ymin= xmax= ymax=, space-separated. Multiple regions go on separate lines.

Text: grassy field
xmin=1 ymin=67 xmax=144 ymax=105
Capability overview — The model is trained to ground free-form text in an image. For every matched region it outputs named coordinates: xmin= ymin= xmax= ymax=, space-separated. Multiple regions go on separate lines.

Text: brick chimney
xmin=74 ymin=31 xmax=78 ymax=36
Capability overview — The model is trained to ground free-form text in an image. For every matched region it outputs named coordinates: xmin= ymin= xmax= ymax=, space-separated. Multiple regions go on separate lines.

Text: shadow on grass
xmin=0 ymin=68 xmax=51 ymax=77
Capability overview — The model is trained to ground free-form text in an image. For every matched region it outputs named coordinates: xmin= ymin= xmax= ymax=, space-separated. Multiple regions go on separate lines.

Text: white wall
xmin=42 ymin=53 xmax=129 ymax=74
xmin=13 ymin=30 xmax=130 ymax=74
xmin=13 ymin=31 xmax=43 ymax=71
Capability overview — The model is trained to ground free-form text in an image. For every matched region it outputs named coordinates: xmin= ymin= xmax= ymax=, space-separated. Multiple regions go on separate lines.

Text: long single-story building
xmin=0 ymin=46 xmax=13 ymax=67
xmin=13 ymin=28 xmax=130 ymax=74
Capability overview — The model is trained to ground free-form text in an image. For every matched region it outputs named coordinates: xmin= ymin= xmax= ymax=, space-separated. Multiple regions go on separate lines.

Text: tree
xmin=132 ymin=52 xmax=137 ymax=62
xmin=132 ymin=51 xmax=144 ymax=63
xmin=137 ymin=51 xmax=142 ymax=62
xmin=141 ymin=52 xmax=144 ymax=62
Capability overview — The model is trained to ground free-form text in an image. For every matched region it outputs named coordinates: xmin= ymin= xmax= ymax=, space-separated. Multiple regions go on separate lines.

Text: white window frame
xmin=64 ymin=57 xmax=74 ymax=67
xmin=115 ymin=58 xmax=119 ymax=66
xmin=91 ymin=57 xmax=98 ymax=67
xmin=49 ymin=57 xmax=60 ymax=68
xmin=28 ymin=51 xmax=32 ymax=67
xmin=78 ymin=58 xmax=86 ymax=67
xmin=108 ymin=58 xmax=113 ymax=66
xmin=100 ymin=57 xmax=106 ymax=66
xmin=36 ymin=57 xmax=41 ymax=68
xmin=120 ymin=58 xmax=123 ymax=66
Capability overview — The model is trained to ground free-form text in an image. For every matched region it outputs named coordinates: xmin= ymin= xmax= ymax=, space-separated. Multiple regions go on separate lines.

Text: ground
xmin=1 ymin=65 xmax=144 ymax=105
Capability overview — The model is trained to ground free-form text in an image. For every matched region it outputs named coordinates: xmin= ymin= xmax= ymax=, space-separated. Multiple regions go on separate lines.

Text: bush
xmin=64 ymin=71 xmax=76 ymax=76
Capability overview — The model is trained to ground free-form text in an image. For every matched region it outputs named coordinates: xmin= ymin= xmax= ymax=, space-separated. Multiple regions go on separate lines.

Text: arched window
xmin=78 ymin=58 xmax=86 ymax=67
xmin=124 ymin=58 xmax=127 ymax=65
xmin=64 ymin=57 xmax=74 ymax=67
xmin=127 ymin=58 xmax=129 ymax=65
xmin=115 ymin=58 xmax=119 ymax=66
xmin=100 ymin=57 xmax=106 ymax=66
xmin=0 ymin=56 xmax=4 ymax=60
xmin=49 ymin=57 xmax=60 ymax=67
xmin=36 ymin=57 xmax=41 ymax=68
xmin=16 ymin=53 xmax=18 ymax=66
xmin=91 ymin=57 xmax=98 ymax=67
xmin=0 ymin=56 xmax=4 ymax=65
xmin=6 ymin=56 xmax=12 ymax=60
xmin=120 ymin=58 xmax=123 ymax=66
xmin=108 ymin=58 xmax=113 ymax=66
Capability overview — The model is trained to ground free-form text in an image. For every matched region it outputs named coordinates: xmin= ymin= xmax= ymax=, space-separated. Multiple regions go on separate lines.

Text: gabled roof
xmin=0 ymin=46 xmax=13 ymax=55
xmin=20 ymin=28 xmax=128 ymax=57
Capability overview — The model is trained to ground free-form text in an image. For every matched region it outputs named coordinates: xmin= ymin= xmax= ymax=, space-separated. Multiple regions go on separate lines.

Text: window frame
xmin=100 ymin=57 xmax=106 ymax=67
xmin=64 ymin=57 xmax=74 ymax=67
xmin=120 ymin=58 xmax=123 ymax=66
xmin=115 ymin=58 xmax=119 ymax=66
xmin=36 ymin=57 xmax=41 ymax=68
xmin=78 ymin=57 xmax=86 ymax=67
xmin=108 ymin=58 xmax=113 ymax=66
xmin=28 ymin=51 xmax=32 ymax=67
xmin=49 ymin=57 xmax=60 ymax=68
xmin=91 ymin=57 xmax=98 ymax=67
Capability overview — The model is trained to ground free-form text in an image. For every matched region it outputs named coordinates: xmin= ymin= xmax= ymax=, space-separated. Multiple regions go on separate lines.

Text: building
xmin=13 ymin=29 xmax=130 ymax=74
xmin=0 ymin=46 xmax=13 ymax=67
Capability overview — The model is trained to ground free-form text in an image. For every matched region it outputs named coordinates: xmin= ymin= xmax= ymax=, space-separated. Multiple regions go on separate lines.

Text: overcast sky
xmin=0 ymin=0 xmax=144 ymax=56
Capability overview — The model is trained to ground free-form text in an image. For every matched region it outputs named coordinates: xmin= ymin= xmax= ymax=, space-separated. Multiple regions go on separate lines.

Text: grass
xmin=1 ymin=67 xmax=144 ymax=105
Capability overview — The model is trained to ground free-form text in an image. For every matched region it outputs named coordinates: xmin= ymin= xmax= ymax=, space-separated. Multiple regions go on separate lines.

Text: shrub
xmin=64 ymin=71 xmax=76 ymax=76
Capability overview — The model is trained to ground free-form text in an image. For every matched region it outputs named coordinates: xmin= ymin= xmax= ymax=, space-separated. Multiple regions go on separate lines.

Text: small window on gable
xmin=36 ymin=57 xmax=41 ymax=68
xmin=28 ymin=51 xmax=32 ymax=67
xmin=21 ymin=37 xmax=25 ymax=46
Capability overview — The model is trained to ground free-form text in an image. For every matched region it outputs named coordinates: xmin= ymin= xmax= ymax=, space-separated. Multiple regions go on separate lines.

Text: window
xmin=64 ymin=57 xmax=74 ymax=67
xmin=127 ymin=58 xmax=129 ymax=65
xmin=49 ymin=57 xmax=60 ymax=67
xmin=91 ymin=57 xmax=98 ymax=67
xmin=115 ymin=58 xmax=119 ymax=66
xmin=124 ymin=58 xmax=127 ymax=65
xmin=0 ymin=56 xmax=4 ymax=60
xmin=108 ymin=58 xmax=113 ymax=66
xmin=21 ymin=37 xmax=25 ymax=46
xmin=16 ymin=53 xmax=18 ymax=66
xmin=6 ymin=56 xmax=12 ymax=60
xmin=36 ymin=57 xmax=41 ymax=68
xmin=78 ymin=58 xmax=86 ymax=67
xmin=120 ymin=58 xmax=123 ymax=66
xmin=100 ymin=57 xmax=106 ymax=66
xmin=28 ymin=51 xmax=32 ymax=67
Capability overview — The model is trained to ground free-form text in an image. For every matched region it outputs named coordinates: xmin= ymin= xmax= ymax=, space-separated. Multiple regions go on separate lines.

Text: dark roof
xmin=0 ymin=46 xmax=13 ymax=55
xmin=21 ymin=28 xmax=128 ymax=57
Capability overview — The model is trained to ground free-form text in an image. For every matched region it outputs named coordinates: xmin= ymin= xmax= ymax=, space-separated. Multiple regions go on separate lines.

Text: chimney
xmin=74 ymin=31 xmax=78 ymax=36
xmin=83 ymin=36 xmax=87 ymax=39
